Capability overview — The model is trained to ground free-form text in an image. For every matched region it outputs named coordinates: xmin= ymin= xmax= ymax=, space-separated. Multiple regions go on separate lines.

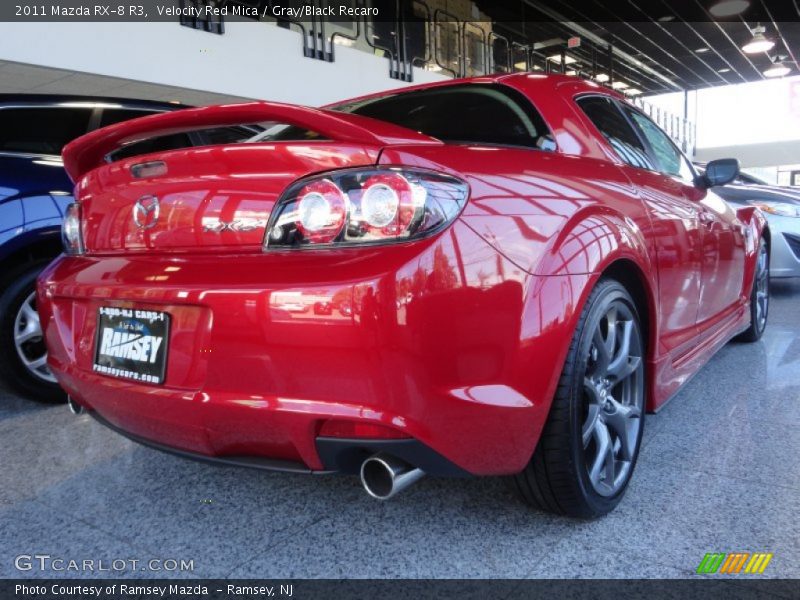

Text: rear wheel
xmin=736 ymin=238 xmax=769 ymax=343
xmin=513 ymin=279 xmax=645 ymax=518
xmin=0 ymin=261 xmax=65 ymax=403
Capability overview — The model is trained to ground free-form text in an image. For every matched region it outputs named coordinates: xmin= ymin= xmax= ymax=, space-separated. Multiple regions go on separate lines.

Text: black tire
xmin=512 ymin=279 xmax=646 ymax=518
xmin=0 ymin=261 xmax=65 ymax=403
xmin=736 ymin=238 xmax=769 ymax=343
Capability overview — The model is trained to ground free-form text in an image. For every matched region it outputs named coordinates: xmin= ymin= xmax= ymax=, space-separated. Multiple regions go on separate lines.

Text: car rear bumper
xmin=37 ymin=223 xmax=572 ymax=476
xmin=87 ymin=408 xmax=470 ymax=477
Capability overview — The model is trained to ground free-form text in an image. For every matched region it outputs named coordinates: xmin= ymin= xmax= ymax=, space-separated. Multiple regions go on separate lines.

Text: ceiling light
xmin=594 ymin=73 xmax=609 ymax=82
xmin=657 ymin=15 xmax=675 ymax=22
xmin=695 ymin=47 xmax=710 ymax=53
xmin=611 ymin=81 xmax=629 ymax=89
xmin=709 ymin=0 xmax=750 ymax=17
xmin=763 ymin=61 xmax=791 ymax=78
xmin=742 ymin=26 xmax=774 ymax=54
xmin=547 ymin=54 xmax=576 ymax=64
xmin=624 ymin=88 xmax=643 ymax=96
xmin=718 ymin=68 xmax=731 ymax=73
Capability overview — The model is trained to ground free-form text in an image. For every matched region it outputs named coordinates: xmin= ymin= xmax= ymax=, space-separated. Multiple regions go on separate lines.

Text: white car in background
xmin=696 ymin=165 xmax=800 ymax=279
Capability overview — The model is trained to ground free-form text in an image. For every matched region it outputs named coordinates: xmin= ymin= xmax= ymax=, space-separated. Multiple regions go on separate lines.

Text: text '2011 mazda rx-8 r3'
xmin=38 ymin=74 xmax=769 ymax=517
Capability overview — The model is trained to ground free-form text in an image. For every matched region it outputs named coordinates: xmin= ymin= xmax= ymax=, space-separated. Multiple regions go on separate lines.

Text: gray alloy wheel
xmin=582 ymin=302 xmax=645 ymax=497
xmin=512 ymin=279 xmax=646 ymax=517
xmin=13 ymin=291 xmax=56 ymax=384
xmin=0 ymin=261 xmax=64 ymax=402
xmin=737 ymin=238 xmax=769 ymax=343
xmin=754 ymin=241 xmax=769 ymax=332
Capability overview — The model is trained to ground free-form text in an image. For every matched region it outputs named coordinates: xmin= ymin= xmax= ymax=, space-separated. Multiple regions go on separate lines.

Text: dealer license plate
xmin=93 ymin=307 xmax=170 ymax=385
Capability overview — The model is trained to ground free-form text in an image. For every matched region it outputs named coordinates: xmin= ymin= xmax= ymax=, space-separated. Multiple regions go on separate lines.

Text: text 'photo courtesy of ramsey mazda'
xmin=37 ymin=74 xmax=769 ymax=518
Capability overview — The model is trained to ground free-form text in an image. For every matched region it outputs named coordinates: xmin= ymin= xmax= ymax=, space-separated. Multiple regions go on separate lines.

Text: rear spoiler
xmin=61 ymin=101 xmax=440 ymax=182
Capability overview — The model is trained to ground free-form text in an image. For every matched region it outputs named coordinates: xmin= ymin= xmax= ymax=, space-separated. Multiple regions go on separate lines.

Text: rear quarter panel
xmin=735 ymin=205 xmax=768 ymax=296
xmin=380 ymin=144 xmax=660 ymax=421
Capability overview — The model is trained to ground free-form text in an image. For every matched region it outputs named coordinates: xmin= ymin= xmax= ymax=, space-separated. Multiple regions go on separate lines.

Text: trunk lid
xmin=63 ymin=101 xmax=440 ymax=255
xmin=79 ymin=142 xmax=379 ymax=254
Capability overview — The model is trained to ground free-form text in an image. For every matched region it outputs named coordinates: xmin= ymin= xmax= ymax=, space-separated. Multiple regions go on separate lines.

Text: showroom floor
xmin=1 ymin=281 xmax=799 ymax=580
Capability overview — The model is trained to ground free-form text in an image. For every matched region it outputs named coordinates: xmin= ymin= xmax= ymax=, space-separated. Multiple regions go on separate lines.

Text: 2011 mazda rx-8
xmin=38 ymin=74 xmax=769 ymax=517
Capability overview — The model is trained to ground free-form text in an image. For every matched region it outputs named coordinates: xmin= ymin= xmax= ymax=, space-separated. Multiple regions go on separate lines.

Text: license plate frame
xmin=93 ymin=307 xmax=170 ymax=385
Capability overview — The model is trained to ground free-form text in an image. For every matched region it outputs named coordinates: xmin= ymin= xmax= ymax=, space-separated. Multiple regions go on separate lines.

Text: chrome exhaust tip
xmin=67 ymin=396 xmax=84 ymax=416
xmin=360 ymin=453 xmax=424 ymax=500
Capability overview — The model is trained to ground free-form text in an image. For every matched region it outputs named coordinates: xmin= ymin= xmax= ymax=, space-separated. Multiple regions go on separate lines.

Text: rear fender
xmin=534 ymin=206 xmax=654 ymax=277
xmin=497 ymin=212 xmax=658 ymax=463
xmin=528 ymin=210 xmax=659 ymax=410
xmin=735 ymin=205 xmax=768 ymax=297
xmin=377 ymin=144 xmax=660 ymax=432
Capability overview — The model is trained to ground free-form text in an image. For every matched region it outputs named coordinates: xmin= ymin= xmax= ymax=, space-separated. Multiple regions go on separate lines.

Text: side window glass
xmin=624 ymin=108 xmax=694 ymax=181
xmin=575 ymin=96 xmax=654 ymax=170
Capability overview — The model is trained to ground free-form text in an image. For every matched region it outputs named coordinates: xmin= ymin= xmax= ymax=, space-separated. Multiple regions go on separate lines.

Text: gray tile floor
xmin=1 ymin=281 xmax=799 ymax=580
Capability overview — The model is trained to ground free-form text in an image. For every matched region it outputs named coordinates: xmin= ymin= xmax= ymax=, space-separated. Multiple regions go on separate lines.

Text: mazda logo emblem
xmin=133 ymin=195 xmax=160 ymax=229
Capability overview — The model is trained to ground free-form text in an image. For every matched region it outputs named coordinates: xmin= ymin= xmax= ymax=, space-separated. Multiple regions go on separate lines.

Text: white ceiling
xmin=0 ymin=60 xmax=251 ymax=106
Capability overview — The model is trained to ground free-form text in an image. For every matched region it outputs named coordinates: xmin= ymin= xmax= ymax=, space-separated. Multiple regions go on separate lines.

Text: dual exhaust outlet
xmin=68 ymin=399 xmax=421 ymax=498
xmin=360 ymin=453 xmax=424 ymax=500
xmin=67 ymin=396 xmax=84 ymax=415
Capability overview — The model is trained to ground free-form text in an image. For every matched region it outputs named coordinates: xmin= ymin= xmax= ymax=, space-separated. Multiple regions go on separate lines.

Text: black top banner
xmin=2 ymin=0 xmax=799 ymax=23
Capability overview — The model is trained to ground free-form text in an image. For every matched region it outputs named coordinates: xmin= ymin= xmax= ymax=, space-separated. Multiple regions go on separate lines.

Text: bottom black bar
xmin=1 ymin=579 xmax=797 ymax=600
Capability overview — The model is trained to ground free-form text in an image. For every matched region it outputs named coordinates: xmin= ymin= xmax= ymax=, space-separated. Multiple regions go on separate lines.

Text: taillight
xmin=264 ymin=167 xmax=468 ymax=250
xmin=61 ymin=203 xmax=85 ymax=255
xmin=360 ymin=172 xmax=415 ymax=235
xmin=295 ymin=179 xmax=347 ymax=243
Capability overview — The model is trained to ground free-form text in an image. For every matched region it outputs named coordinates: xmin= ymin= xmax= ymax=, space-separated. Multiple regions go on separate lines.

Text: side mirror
xmin=700 ymin=158 xmax=739 ymax=188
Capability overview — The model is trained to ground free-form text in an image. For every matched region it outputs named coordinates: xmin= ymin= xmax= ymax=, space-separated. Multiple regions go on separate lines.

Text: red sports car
xmin=38 ymin=74 xmax=769 ymax=517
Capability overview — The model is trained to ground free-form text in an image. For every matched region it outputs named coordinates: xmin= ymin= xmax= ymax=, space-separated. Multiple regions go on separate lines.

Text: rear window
xmin=330 ymin=84 xmax=555 ymax=150
xmin=106 ymin=124 xmax=264 ymax=162
xmin=0 ymin=107 xmax=92 ymax=155
xmin=108 ymin=133 xmax=195 ymax=161
xmin=200 ymin=126 xmax=261 ymax=145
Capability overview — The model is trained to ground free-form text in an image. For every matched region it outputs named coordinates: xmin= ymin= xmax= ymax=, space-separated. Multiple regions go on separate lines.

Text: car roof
xmin=323 ymin=73 xmax=625 ymax=109
xmin=0 ymin=94 xmax=189 ymax=111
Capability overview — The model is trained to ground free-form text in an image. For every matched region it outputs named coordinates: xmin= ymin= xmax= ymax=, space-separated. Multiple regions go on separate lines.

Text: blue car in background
xmin=0 ymin=95 xmax=260 ymax=402
xmin=0 ymin=95 xmax=191 ymax=402
xmin=0 ymin=95 xmax=258 ymax=403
